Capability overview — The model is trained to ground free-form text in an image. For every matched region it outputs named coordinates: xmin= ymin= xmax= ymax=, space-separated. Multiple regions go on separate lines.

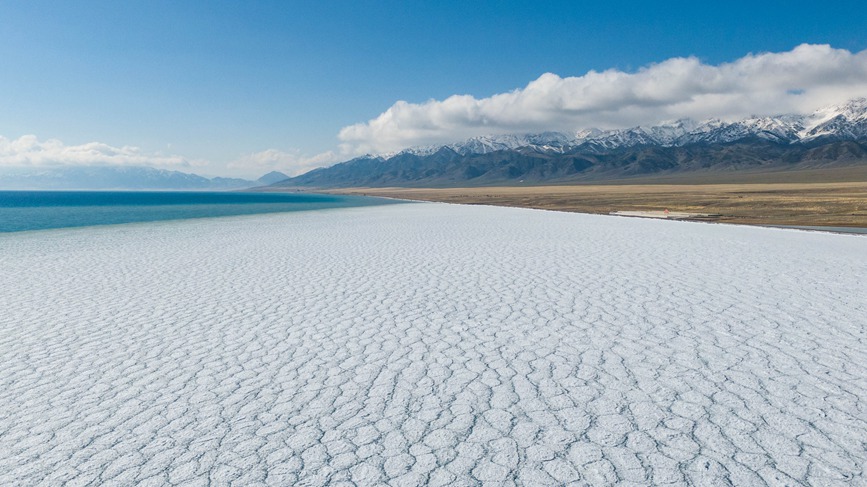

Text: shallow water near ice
xmin=1 ymin=203 xmax=865 ymax=486
xmin=0 ymin=190 xmax=402 ymax=232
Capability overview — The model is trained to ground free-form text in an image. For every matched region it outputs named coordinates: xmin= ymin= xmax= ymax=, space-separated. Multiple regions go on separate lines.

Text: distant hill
xmin=271 ymin=98 xmax=867 ymax=188
xmin=257 ymin=171 xmax=290 ymax=185
xmin=0 ymin=166 xmax=257 ymax=190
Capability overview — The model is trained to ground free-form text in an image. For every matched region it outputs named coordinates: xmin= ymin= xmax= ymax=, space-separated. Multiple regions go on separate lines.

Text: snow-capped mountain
xmin=386 ymin=97 xmax=867 ymax=159
xmin=273 ymin=97 xmax=867 ymax=188
xmin=801 ymin=97 xmax=867 ymax=141
xmin=674 ymin=115 xmax=804 ymax=145
xmin=575 ymin=119 xmax=701 ymax=150
xmin=389 ymin=132 xmax=576 ymax=158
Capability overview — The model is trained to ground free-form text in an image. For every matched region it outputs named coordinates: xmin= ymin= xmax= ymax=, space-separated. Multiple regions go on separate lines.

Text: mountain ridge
xmin=389 ymin=97 xmax=867 ymax=156
xmin=257 ymin=171 xmax=291 ymax=185
xmin=0 ymin=166 xmax=260 ymax=190
xmin=273 ymin=98 xmax=867 ymax=188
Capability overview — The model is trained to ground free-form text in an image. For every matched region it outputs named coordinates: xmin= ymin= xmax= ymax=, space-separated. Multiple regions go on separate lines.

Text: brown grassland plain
xmin=323 ymin=168 xmax=867 ymax=228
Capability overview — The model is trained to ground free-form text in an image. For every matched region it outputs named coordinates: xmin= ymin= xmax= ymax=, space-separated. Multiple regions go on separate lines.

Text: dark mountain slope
xmin=273 ymin=140 xmax=867 ymax=188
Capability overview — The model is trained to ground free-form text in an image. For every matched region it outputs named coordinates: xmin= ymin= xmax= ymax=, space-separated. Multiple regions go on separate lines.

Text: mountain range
xmin=4 ymin=99 xmax=865 ymax=190
xmin=273 ymin=98 xmax=867 ymax=188
xmin=0 ymin=167 xmax=288 ymax=191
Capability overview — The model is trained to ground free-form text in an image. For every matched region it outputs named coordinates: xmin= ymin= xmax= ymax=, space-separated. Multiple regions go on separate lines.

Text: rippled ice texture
xmin=1 ymin=204 xmax=866 ymax=486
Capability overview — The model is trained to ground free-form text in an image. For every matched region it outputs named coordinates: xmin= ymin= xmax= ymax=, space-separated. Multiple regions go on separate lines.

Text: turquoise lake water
xmin=0 ymin=191 xmax=403 ymax=232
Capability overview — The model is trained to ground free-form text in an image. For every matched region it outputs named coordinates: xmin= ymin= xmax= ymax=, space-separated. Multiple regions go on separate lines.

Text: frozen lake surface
xmin=1 ymin=203 xmax=865 ymax=486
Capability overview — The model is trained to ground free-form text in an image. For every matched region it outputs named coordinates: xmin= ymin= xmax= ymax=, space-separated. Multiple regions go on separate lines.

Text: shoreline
xmin=285 ymin=181 xmax=867 ymax=230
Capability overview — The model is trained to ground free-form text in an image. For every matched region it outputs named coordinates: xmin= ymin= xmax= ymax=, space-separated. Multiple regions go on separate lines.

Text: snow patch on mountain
xmin=801 ymin=97 xmax=867 ymax=141
xmin=389 ymin=132 xmax=576 ymax=158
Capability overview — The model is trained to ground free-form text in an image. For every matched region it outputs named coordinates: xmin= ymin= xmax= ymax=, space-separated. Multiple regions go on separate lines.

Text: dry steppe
xmin=327 ymin=169 xmax=867 ymax=228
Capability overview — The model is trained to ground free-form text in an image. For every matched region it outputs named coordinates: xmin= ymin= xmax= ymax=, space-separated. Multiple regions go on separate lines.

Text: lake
xmin=0 ymin=191 xmax=403 ymax=232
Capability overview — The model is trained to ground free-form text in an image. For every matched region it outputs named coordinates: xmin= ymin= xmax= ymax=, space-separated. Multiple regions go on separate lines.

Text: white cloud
xmin=0 ymin=136 xmax=340 ymax=178
xmin=228 ymin=149 xmax=339 ymax=176
xmin=0 ymin=135 xmax=200 ymax=167
xmin=338 ymin=44 xmax=867 ymax=155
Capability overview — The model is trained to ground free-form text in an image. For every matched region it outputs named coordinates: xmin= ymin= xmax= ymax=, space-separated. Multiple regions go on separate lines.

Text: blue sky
xmin=1 ymin=0 xmax=866 ymax=177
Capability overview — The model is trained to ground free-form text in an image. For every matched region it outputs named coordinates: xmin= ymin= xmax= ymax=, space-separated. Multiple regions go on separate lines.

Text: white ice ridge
xmin=1 ymin=204 xmax=865 ymax=486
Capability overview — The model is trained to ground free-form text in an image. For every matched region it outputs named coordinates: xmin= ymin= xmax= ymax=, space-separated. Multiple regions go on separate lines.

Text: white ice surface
xmin=1 ymin=203 xmax=866 ymax=486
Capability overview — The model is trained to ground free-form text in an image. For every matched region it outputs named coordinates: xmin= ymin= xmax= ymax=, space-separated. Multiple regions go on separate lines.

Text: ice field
xmin=1 ymin=203 xmax=865 ymax=486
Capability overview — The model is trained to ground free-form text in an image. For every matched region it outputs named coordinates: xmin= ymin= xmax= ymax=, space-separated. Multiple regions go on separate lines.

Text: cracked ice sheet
xmin=1 ymin=203 xmax=865 ymax=487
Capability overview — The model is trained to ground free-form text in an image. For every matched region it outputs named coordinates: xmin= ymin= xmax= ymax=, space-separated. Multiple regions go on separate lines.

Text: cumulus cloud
xmin=0 ymin=135 xmax=199 ymax=167
xmin=228 ymin=149 xmax=339 ymax=176
xmin=338 ymin=44 xmax=867 ymax=154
